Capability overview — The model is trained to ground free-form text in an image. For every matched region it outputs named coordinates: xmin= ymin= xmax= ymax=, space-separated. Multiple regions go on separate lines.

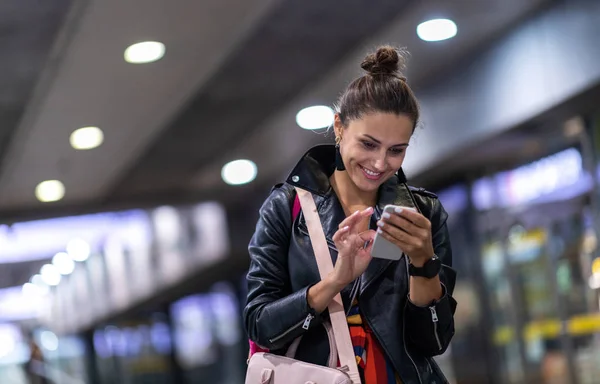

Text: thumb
xmin=358 ymin=230 xmax=377 ymax=252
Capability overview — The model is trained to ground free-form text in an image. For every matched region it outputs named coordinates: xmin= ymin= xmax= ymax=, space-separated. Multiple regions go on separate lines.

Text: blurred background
xmin=1 ymin=0 xmax=600 ymax=383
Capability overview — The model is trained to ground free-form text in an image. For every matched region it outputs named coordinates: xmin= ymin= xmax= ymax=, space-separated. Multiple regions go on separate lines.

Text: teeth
xmin=362 ymin=166 xmax=381 ymax=176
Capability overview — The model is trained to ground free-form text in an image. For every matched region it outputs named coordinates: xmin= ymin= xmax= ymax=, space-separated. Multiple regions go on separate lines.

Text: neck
xmin=330 ymin=170 xmax=377 ymax=210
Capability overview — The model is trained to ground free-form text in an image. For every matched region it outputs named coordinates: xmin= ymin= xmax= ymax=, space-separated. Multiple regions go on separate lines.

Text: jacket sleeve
xmin=243 ymin=186 xmax=318 ymax=350
xmin=404 ymin=198 xmax=458 ymax=357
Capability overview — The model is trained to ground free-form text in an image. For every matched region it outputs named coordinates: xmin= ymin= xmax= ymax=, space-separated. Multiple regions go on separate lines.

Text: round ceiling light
xmin=30 ymin=274 xmax=50 ymax=295
xmin=70 ymin=126 xmax=104 ymax=150
xmin=124 ymin=41 xmax=165 ymax=64
xmin=22 ymin=283 xmax=43 ymax=296
xmin=40 ymin=264 xmax=61 ymax=286
xmin=416 ymin=19 xmax=457 ymax=42
xmin=296 ymin=105 xmax=334 ymax=130
xmin=52 ymin=252 xmax=75 ymax=275
xmin=67 ymin=238 xmax=91 ymax=262
xmin=221 ymin=159 xmax=258 ymax=186
xmin=35 ymin=180 xmax=65 ymax=203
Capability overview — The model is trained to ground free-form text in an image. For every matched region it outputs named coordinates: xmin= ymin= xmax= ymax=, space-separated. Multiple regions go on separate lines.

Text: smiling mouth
xmin=359 ymin=165 xmax=384 ymax=180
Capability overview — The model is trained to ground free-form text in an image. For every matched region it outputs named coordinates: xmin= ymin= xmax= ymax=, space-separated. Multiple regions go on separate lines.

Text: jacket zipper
xmin=302 ymin=313 xmax=314 ymax=330
xmin=269 ymin=313 xmax=314 ymax=344
xmin=429 ymin=306 xmax=443 ymax=351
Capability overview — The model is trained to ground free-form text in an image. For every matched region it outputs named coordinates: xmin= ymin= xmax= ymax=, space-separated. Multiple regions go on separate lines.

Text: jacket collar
xmin=286 ymin=144 xmax=417 ymax=212
xmin=286 ymin=145 xmax=336 ymax=196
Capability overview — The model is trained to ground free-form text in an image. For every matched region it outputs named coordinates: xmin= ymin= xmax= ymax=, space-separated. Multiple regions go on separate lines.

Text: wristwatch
xmin=409 ymin=255 xmax=442 ymax=278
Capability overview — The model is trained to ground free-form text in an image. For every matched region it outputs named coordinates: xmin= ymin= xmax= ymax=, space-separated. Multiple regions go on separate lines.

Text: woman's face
xmin=335 ymin=112 xmax=413 ymax=193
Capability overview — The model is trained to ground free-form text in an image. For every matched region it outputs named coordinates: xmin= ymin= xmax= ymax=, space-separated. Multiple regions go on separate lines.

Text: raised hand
xmin=331 ymin=207 xmax=376 ymax=288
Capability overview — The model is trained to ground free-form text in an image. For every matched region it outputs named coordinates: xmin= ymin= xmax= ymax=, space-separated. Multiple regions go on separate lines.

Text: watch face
xmin=423 ymin=257 xmax=442 ymax=278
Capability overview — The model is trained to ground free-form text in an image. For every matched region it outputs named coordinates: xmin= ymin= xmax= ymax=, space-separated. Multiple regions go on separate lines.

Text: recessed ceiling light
xmin=70 ymin=126 xmax=104 ymax=150
xmin=417 ymin=19 xmax=457 ymax=42
xmin=296 ymin=106 xmax=334 ymax=130
xmin=30 ymin=274 xmax=49 ymax=294
xmin=22 ymin=283 xmax=43 ymax=296
xmin=40 ymin=264 xmax=61 ymax=286
xmin=52 ymin=252 xmax=75 ymax=275
xmin=221 ymin=159 xmax=257 ymax=186
xmin=67 ymin=238 xmax=91 ymax=262
xmin=124 ymin=41 xmax=165 ymax=64
xmin=35 ymin=180 xmax=65 ymax=203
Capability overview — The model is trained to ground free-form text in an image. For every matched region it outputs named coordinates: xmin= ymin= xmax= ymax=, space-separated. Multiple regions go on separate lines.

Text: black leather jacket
xmin=244 ymin=145 xmax=458 ymax=384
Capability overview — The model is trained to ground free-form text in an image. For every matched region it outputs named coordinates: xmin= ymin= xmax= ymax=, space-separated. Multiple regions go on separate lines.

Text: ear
xmin=333 ymin=114 xmax=344 ymax=140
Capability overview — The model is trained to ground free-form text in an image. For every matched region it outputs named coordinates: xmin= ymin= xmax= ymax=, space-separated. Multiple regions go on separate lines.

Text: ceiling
xmin=0 ymin=0 xmax=560 ymax=288
xmin=0 ymin=0 xmax=556 ymax=222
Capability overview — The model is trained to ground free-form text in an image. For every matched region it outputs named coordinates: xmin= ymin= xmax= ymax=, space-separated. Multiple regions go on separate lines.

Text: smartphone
xmin=370 ymin=205 xmax=416 ymax=261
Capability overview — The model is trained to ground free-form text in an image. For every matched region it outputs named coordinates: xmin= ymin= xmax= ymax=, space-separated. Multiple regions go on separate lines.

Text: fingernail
xmin=394 ymin=207 xmax=403 ymax=214
xmin=377 ymin=228 xmax=383 ymax=234
xmin=364 ymin=207 xmax=373 ymax=213
xmin=382 ymin=212 xmax=391 ymax=219
xmin=377 ymin=221 xmax=384 ymax=228
xmin=343 ymin=226 xmax=349 ymax=231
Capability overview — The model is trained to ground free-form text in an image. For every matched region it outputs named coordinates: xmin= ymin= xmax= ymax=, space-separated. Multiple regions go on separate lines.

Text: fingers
xmin=358 ymin=229 xmax=376 ymax=243
xmin=337 ymin=207 xmax=374 ymax=231
xmin=394 ymin=207 xmax=431 ymax=230
xmin=332 ymin=225 xmax=350 ymax=243
xmin=377 ymin=223 xmax=421 ymax=250
xmin=380 ymin=211 xmax=421 ymax=237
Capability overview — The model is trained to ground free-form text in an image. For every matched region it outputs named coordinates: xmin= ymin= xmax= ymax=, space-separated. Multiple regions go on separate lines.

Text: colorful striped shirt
xmin=347 ymin=299 xmax=402 ymax=384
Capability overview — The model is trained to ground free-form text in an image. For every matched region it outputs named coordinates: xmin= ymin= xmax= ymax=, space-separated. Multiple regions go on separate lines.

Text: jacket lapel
xmin=359 ymin=177 xmax=418 ymax=295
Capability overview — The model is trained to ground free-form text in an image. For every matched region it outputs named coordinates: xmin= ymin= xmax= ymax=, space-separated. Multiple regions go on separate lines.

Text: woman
xmin=244 ymin=46 xmax=457 ymax=384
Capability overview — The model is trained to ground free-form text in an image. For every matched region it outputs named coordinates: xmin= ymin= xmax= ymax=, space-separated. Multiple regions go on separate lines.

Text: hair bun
xmin=360 ymin=45 xmax=406 ymax=77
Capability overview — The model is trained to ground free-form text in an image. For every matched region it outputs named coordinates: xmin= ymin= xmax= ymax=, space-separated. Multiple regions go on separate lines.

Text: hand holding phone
xmin=370 ymin=205 xmax=416 ymax=260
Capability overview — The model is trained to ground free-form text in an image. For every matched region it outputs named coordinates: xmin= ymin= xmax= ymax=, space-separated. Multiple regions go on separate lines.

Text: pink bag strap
xmin=295 ymin=187 xmax=361 ymax=384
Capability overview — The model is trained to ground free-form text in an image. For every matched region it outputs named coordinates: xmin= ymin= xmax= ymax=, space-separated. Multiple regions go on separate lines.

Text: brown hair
xmin=335 ymin=45 xmax=420 ymax=132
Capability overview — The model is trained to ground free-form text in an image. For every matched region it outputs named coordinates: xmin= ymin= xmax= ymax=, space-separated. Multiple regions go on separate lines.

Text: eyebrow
xmin=363 ymin=134 xmax=409 ymax=147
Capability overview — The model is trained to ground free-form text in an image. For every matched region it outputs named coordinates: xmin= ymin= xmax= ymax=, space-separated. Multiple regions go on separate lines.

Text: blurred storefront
xmin=435 ymin=116 xmax=600 ymax=384
xmin=0 ymin=199 xmax=237 ymax=383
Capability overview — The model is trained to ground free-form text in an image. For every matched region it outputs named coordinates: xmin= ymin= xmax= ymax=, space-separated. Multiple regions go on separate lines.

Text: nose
xmin=373 ymin=152 xmax=387 ymax=172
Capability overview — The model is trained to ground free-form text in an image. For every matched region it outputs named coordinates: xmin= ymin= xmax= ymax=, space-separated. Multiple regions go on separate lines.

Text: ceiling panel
xmin=0 ymin=0 xmax=556 ymax=220
xmin=0 ymin=0 xmax=278 ymax=210
xmin=0 ymin=0 xmax=73 ymax=181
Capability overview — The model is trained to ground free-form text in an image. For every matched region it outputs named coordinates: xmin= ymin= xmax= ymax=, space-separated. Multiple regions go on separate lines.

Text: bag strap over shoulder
xmin=294 ymin=187 xmax=361 ymax=384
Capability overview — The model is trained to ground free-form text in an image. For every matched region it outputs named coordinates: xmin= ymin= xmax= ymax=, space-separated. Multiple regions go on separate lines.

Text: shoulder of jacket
xmin=408 ymin=185 xmax=438 ymax=199
xmin=270 ymin=182 xmax=295 ymax=195
xmin=270 ymin=182 xmax=285 ymax=193
xmin=267 ymin=182 xmax=297 ymax=206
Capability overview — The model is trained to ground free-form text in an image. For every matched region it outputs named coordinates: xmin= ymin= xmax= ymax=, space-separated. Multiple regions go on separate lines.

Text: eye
xmin=361 ymin=141 xmax=376 ymax=150
xmin=389 ymin=147 xmax=405 ymax=156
